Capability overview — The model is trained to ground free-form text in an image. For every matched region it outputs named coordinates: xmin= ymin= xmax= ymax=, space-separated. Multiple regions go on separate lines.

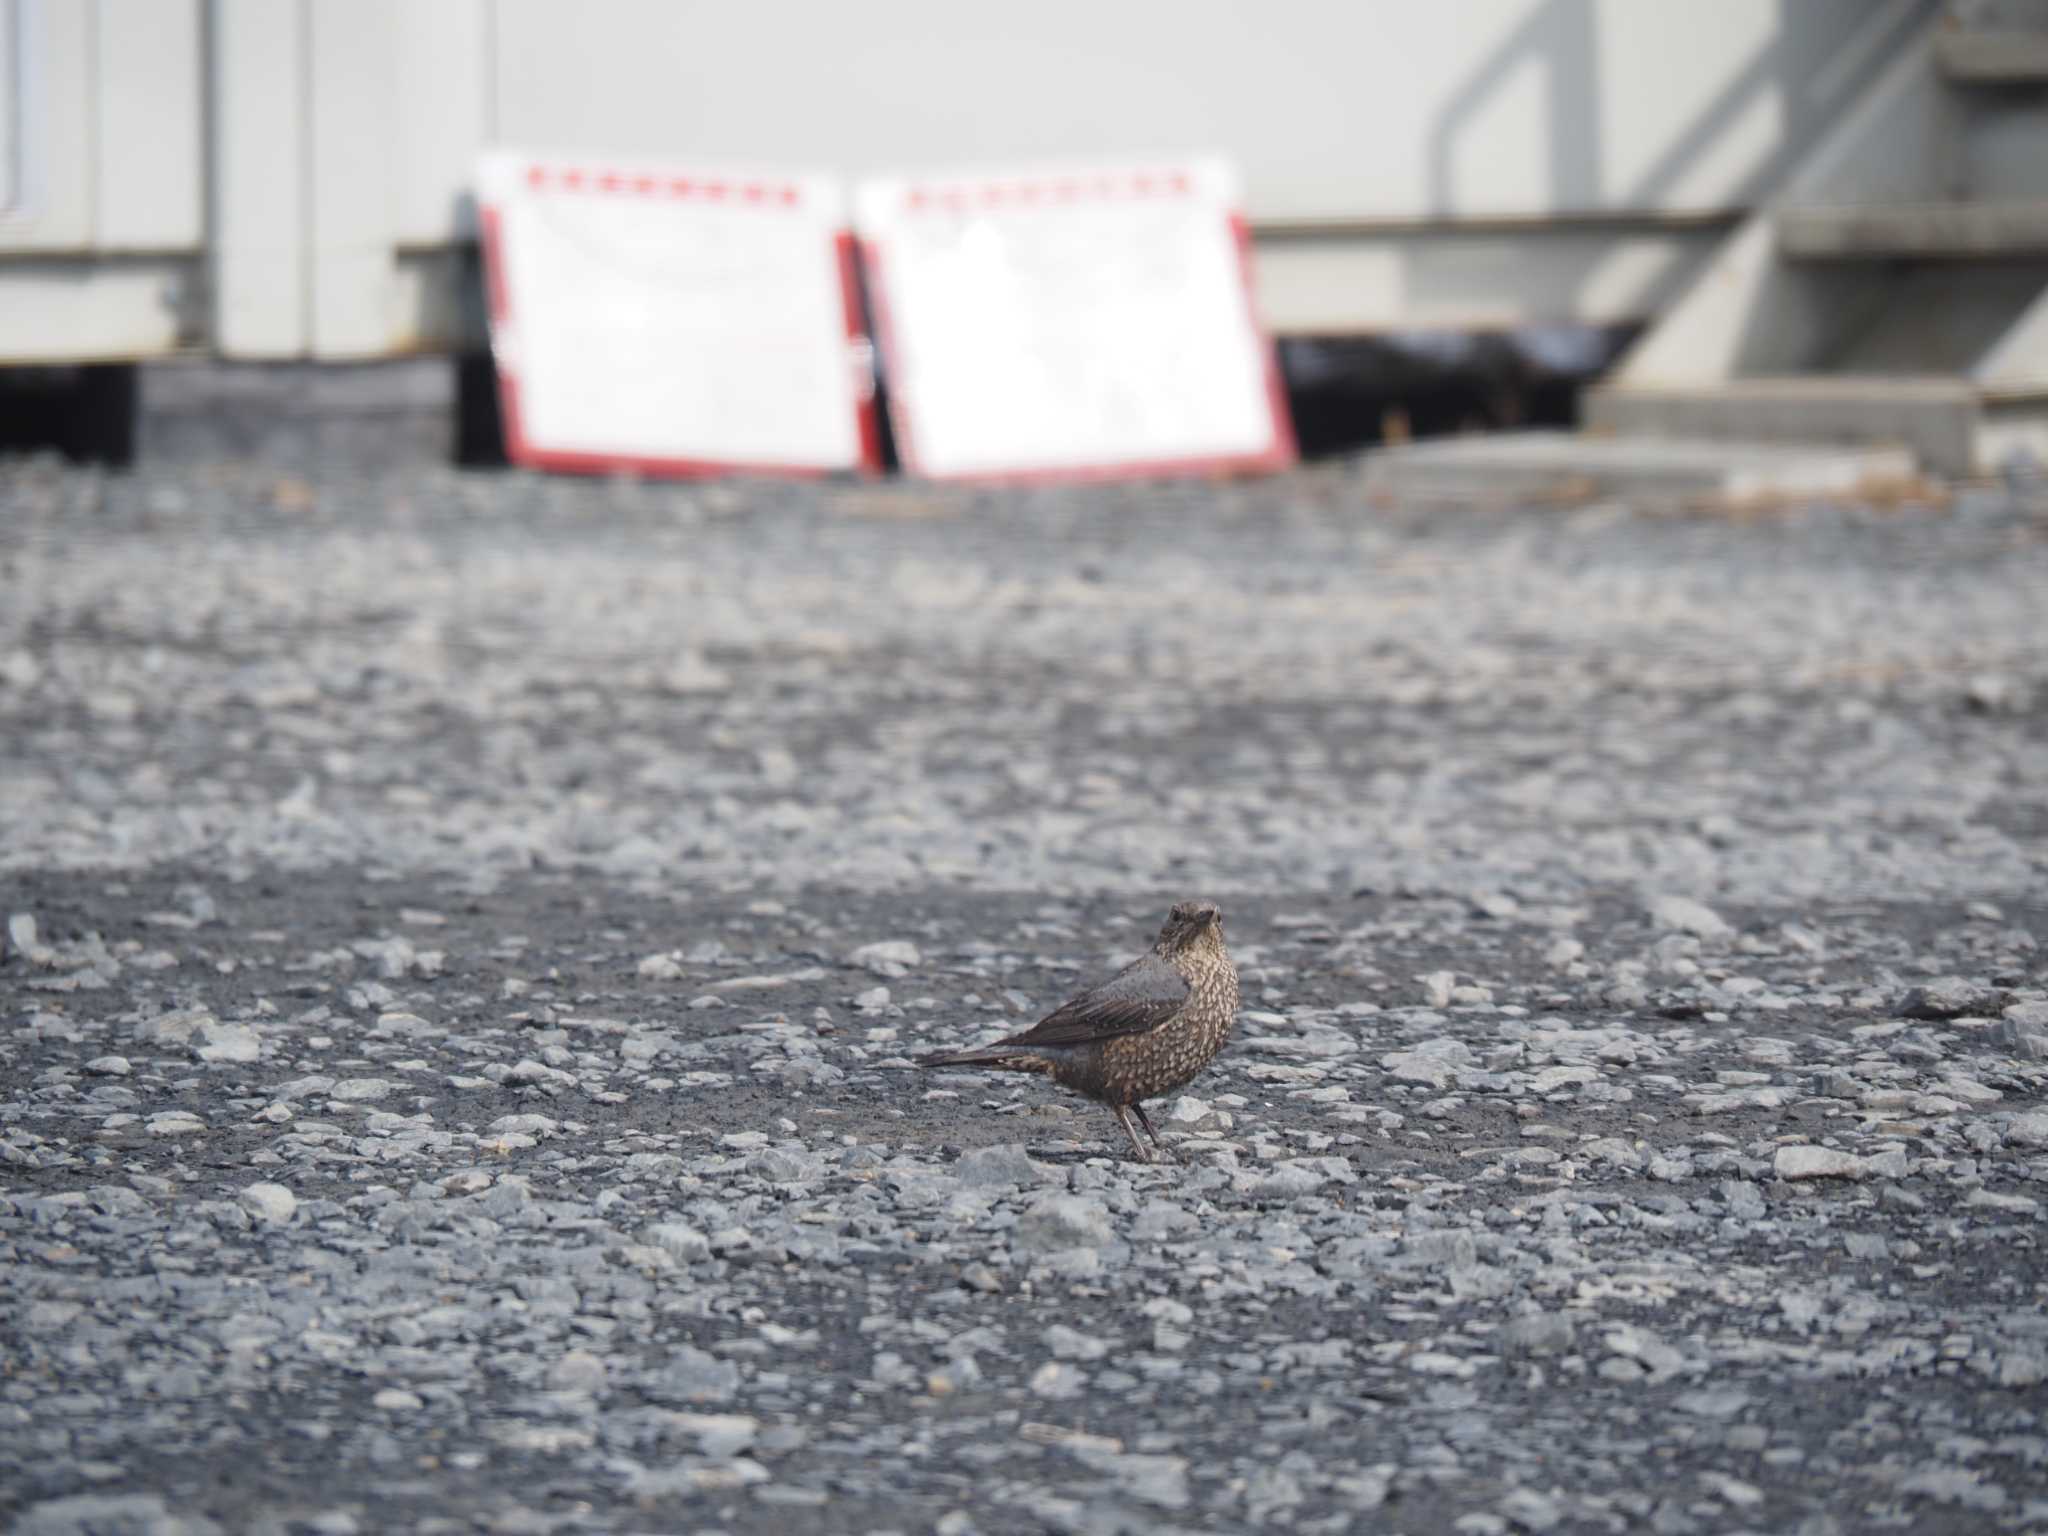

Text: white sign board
xmin=855 ymin=160 xmax=1293 ymax=481
xmin=476 ymin=152 xmax=879 ymax=476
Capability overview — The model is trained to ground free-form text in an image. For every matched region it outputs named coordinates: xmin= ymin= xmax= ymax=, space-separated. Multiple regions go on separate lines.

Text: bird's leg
xmin=1131 ymin=1102 xmax=1183 ymax=1164
xmin=1113 ymin=1105 xmax=1155 ymax=1163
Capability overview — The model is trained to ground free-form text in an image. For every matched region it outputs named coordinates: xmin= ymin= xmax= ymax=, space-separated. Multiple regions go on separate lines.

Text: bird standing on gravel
xmin=919 ymin=900 xmax=1239 ymax=1163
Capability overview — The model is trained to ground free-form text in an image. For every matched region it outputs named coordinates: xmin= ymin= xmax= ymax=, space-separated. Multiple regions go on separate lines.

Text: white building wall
xmin=483 ymin=0 xmax=1915 ymax=227
xmin=0 ymin=0 xmax=1941 ymax=359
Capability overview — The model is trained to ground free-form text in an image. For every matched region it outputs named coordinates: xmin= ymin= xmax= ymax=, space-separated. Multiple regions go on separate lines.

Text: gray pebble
xmin=238 ymin=1182 xmax=297 ymax=1225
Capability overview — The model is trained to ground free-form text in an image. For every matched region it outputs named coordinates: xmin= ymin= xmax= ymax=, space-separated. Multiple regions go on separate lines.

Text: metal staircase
xmin=1586 ymin=1 xmax=2048 ymax=478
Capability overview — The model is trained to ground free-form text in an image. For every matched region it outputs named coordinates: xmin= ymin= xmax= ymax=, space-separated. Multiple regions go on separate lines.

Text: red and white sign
xmin=475 ymin=152 xmax=880 ymax=477
xmin=855 ymin=159 xmax=1294 ymax=482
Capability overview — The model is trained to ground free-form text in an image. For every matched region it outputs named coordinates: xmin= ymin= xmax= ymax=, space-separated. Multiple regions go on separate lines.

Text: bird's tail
xmin=917 ymin=1045 xmax=1054 ymax=1075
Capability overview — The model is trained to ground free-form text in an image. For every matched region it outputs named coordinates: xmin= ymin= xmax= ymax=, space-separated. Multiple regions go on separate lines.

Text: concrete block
xmin=1779 ymin=201 xmax=2048 ymax=260
xmin=1937 ymin=28 xmax=2048 ymax=82
xmin=1585 ymin=377 xmax=1980 ymax=475
xmin=1360 ymin=430 xmax=1918 ymax=504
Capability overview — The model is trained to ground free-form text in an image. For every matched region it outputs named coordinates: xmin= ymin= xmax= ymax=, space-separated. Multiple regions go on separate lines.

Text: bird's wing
xmin=997 ymin=954 xmax=1189 ymax=1050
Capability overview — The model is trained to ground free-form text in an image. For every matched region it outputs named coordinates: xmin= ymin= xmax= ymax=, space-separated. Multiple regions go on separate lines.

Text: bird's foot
xmin=1114 ymin=1105 xmax=1156 ymax=1164
xmin=1130 ymin=1103 xmax=1183 ymax=1164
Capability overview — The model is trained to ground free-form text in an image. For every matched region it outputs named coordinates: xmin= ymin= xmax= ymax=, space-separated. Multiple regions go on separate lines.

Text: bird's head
xmin=1156 ymin=900 xmax=1224 ymax=955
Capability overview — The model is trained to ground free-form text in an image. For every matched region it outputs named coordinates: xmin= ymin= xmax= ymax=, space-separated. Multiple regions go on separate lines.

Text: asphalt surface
xmin=3 ymin=372 xmax=2047 ymax=1535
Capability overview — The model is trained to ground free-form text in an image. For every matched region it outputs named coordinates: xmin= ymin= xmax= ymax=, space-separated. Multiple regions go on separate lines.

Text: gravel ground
xmin=4 ymin=381 xmax=2048 ymax=1534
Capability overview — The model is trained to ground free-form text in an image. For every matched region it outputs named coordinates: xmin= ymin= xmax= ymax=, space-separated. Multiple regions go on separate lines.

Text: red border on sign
xmin=865 ymin=173 xmax=1296 ymax=484
xmin=1233 ymin=211 xmax=1300 ymax=472
xmin=835 ymin=231 xmax=885 ymax=474
xmin=478 ymin=163 xmax=883 ymax=479
xmin=857 ymin=236 xmax=919 ymax=477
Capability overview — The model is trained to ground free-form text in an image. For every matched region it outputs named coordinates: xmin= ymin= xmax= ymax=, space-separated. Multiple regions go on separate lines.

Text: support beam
xmin=305 ymin=0 xmax=398 ymax=356
xmin=208 ymin=0 xmax=305 ymax=356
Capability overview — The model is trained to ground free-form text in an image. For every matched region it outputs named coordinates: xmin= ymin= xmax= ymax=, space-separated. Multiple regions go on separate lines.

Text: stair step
xmin=1779 ymin=201 xmax=2048 ymax=259
xmin=1584 ymin=375 xmax=2048 ymax=477
xmin=1936 ymin=28 xmax=2048 ymax=82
